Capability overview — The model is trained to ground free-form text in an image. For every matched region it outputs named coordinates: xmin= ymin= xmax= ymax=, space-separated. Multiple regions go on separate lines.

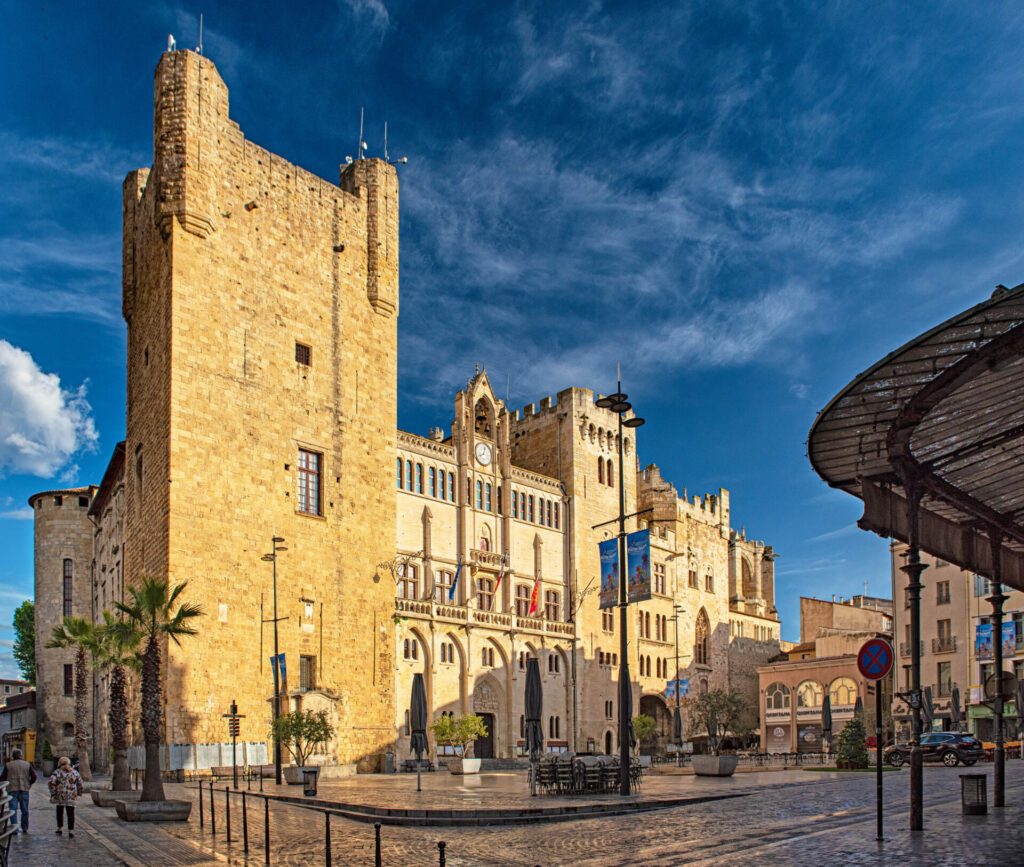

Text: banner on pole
xmin=665 ymin=677 xmax=689 ymax=699
xmin=599 ymin=538 xmax=619 ymax=610
xmin=627 ymin=528 xmax=652 ymax=603
xmin=975 ymin=623 xmax=994 ymax=661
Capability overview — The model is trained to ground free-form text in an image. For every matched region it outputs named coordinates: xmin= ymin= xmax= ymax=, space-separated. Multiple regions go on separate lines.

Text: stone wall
xmin=31 ymin=487 xmax=96 ymax=759
xmin=122 ymin=50 xmax=398 ymax=771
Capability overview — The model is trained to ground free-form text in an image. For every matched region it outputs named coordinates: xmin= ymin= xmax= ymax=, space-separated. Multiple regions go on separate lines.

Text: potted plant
xmin=686 ymin=689 xmax=747 ymax=776
xmin=40 ymin=740 xmax=54 ymax=776
xmin=430 ymin=714 xmax=487 ymax=774
xmin=270 ymin=709 xmax=335 ymax=784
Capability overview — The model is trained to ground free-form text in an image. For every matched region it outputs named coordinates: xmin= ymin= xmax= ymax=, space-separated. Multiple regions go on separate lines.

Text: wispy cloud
xmin=0 ymin=132 xmax=142 ymax=185
xmin=0 ymin=508 xmax=33 ymax=521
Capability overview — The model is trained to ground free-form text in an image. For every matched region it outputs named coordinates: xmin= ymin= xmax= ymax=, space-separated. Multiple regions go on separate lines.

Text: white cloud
xmin=0 ymin=341 xmax=98 ymax=478
xmin=339 ymin=0 xmax=390 ymax=33
xmin=0 ymin=508 xmax=33 ymax=521
xmin=0 ymin=132 xmax=142 ymax=185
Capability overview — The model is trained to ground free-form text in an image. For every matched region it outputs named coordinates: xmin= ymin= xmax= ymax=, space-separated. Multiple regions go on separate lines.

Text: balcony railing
xmin=932 ymin=636 xmax=957 ymax=654
xmin=394 ymin=598 xmax=573 ymax=637
xmin=900 ymin=640 xmax=924 ymax=657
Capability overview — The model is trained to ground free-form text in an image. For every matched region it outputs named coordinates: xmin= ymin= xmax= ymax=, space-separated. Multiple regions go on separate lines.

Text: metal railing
xmin=899 ymin=640 xmax=924 ymax=657
xmin=932 ymin=636 xmax=957 ymax=654
xmin=194 ymin=782 xmax=454 ymax=866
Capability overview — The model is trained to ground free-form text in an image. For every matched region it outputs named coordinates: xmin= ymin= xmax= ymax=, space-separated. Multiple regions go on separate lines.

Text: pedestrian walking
xmin=0 ymin=748 xmax=37 ymax=833
xmin=48 ymin=756 xmax=83 ymax=838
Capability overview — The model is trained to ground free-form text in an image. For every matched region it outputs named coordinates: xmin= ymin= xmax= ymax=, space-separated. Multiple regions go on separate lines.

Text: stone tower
xmin=121 ymin=50 xmax=399 ymax=770
xmin=30 ymin=486 xmax=96 ymax=759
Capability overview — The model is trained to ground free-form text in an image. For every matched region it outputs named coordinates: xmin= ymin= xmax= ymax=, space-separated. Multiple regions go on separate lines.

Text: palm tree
xmin=116 ymin=577 xmax=202 ymax=802
xmin=46 ymin=616 xmax=99 ymax=781
xmin=96 ymin=611 xmax=142 ymax=792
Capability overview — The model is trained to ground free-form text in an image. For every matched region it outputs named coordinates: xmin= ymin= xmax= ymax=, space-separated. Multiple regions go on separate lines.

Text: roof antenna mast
xmin=198 ymin=13 xmax=203 ymax=55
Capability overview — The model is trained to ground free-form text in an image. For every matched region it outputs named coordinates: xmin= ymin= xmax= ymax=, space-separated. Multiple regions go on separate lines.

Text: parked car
xmin=885 ymin=732 xmax=984 ymax=768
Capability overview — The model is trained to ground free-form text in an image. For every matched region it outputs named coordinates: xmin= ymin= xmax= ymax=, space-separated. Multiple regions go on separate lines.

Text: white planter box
xmin=691 ymin=755 xmax=738 ymax=777
xmin=447 ymin=757 xmax=481 ymax=775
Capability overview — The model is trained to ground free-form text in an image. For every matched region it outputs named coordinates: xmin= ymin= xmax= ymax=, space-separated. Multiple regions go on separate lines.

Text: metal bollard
xmin=324 ymin=811 xmax=332 ymax=867
xmin=199 ymin=780 xmax=204 ymax=829
xmin=264 ymin=796 xmax=271 ymax=865
xmin=210 ymin=781 xmax=216 ymax=835
xmin=242 ymin=791 xmax=249 ymax=856
xmin=374 ymin=822 xmax=382 ymax=867
xmin=438 ymin=841 xmax=446 ymax=866
xmin=225 ymin=786 xmax=231 ymax=843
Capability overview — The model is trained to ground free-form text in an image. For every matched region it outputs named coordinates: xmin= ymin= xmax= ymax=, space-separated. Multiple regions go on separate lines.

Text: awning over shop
xmin=808 ymin=283 xmax=1024 ymax=591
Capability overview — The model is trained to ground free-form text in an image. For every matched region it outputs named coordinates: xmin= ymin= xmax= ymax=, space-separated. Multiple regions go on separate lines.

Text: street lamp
xmin=671 ymin=603 xmax=685 ymax=760
xmin=261 ymin=535 xmax=287 ymax=785
xmin=595 ymin=378 xmax=644 ymax=796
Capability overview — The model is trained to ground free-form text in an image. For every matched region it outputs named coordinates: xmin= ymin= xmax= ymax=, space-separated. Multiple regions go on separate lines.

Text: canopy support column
xmin=898 ymin=469 xmax=926 ymax=832
xmin=988 ymin=526 xmax=1009 ymax=808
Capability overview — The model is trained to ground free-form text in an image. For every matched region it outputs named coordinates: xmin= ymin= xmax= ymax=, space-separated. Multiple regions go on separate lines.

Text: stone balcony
xmin=394 ymin=598 xmax=575 ymax=638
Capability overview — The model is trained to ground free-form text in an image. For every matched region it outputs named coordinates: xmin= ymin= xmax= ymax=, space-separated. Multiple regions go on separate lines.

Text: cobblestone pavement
xmin=8 ymin=765 xmax=1023 ymax=865
xmin=153 ymin=763 xmax=1024 ymax=866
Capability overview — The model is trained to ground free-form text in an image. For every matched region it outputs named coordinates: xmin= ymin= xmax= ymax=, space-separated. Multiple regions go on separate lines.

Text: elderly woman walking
xmin=48 ymin=756 xmax=83 ymax=838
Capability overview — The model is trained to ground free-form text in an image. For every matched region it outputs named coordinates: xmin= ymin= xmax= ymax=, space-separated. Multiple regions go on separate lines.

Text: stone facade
xmin=29 ymin=487 xmax=96 ymax=759
xmin=32 ymin=48 xmax=781 ymax=771
xmin=800 ymin=596 xmax=892 ymax=645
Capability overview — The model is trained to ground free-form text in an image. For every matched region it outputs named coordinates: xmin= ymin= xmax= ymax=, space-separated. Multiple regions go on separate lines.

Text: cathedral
xmin=32 ymin=49 xmax=780 ymax=773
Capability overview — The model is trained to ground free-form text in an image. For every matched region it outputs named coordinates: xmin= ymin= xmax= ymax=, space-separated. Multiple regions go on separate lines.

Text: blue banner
xmin=626 ymin=528 xmax=652 ymax=604
xmin=665 ymin=677 xmax=689 ymax=699
xmin=599 ymin=538 xmax=619 ymax=610
xmin=976 ymin=623 xmax=993 ymax=661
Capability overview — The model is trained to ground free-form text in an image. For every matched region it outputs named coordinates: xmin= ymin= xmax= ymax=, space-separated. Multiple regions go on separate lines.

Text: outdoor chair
xmin=582 ymin=759 xmax=603 ymax=792
xmin=630 ymin=759 xmax=643 ymax=790
xmin=555 ymin=757 xmax=574 ymax=794
xmin=536 ymin=760 xmax=557 ymax=795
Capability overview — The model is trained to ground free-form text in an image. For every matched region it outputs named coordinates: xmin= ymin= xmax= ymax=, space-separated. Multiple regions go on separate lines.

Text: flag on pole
xmin=494 ymin=554 xmax=508 ymax=592
xmin=528 ymin=575 xmax=541 ymax=616
xmin=449 ymin=556 xmax=463 ymax=602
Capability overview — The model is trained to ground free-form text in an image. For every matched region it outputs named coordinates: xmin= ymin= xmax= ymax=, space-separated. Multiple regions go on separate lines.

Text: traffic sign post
xmin=222 ymin=700 xmax=246 ymax=789
xmin=858 ymin=638 xmax=894 ymax=842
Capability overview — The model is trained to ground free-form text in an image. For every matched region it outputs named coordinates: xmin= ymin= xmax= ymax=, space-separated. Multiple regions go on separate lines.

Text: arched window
xmin=655 ymin=616 xmax=661 ymax=641
xmin=475 ymin=480 xmax=483 ymax=509
xmin=63 ymin=559 xmax=73 ymax=617
xmin=554 ymin=502 xmax=559 ymax=529
xmin=699 ymin=678 xmax=708 ymax=694
xmin=656 ymin=658 xmax=662 ymax=678
xmin=829 ymin=677 xmax=858 ymax=707
xmin=520 ymin=715 xmax=525 ymax=738
xmin=448 ymin=472 xmax=455 ymax=502
xmin=485 ymin=483 xmax=492 ymax=512
xmin=439 ymin=469 xmax=447 ymax=501
xmin=497 ymin=485 xmax=503 ymax=515
xmin=512 ymin=490 xmax=519 ymax=518
xmin=528 ymin=496 xmax=535 ymax=522
xmin=694 ymin=609 xmax=710 ymax=666
xmin=416 ymin=463 xmax=423 ymax=493
xmin=396 ymin=458 xmax=403 ymax=488
xmin=520 ymin=492 xmax=526 ymax=518
xmin=598 ymin=458 xmax=604 ymax=484
xmin=645 ymin=611 xmax=651 ymax=638
xmin=546 ymin=500 xmax=552 ymax=526
xmin=405 ymin=460 xmax=413 ymax=490
xmin=797 ymin=681 xmax=824 ymax=709
xmin=607 ymin=458 xmax=615 ymax=487
xmin=429 ymin=467 xmax=437 ymax=497
xmin=765 ymin=682 xmax=791 ymax=710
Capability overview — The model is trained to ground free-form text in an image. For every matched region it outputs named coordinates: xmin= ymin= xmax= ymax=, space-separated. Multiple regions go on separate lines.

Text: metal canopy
xmin=808 ymin=282 xmax=1024 ymax=591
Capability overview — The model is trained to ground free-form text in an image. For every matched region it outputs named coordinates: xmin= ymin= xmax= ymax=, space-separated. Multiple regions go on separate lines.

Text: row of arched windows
xmin=587 ymin=424 xmax=630 ymax=454
xmin=597 ymin=457 xmax=615 ymax=487
xmin=764 ymin=678 xmax=859 ymax=710
xmin=397 ymin=458 xmax=456 ymax=503
xmin=511 ymin=489 xmax=559 ymax=528
xmin=638 ymin=655 xmax=671 ymax=678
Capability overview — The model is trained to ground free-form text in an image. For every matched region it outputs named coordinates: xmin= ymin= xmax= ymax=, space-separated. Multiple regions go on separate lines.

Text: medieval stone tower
xmin=30 ymin=487 xmax=97 ymax=758
xmin=121 ymin=49 xmax=399 ymax=770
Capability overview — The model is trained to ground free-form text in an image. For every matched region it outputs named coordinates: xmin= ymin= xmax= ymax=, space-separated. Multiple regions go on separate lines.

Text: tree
xmin=116 ymin=577 xmax=202 ymax=802
xmin=430 ymin=714 xmax=488 ymax=758
xmin=46 ymin=616 xmax=100 ymax=780
xmin=837 ymin=717 xmax=869 ymax=769
xmin=12 ymin=600 xmax=34 ymax=684
xmin=270 ymin=710 xmax=335 ymax=768
xmin=685 ymin=689 xmax=749 ymax=755
xmin=633 ymin=714 xmax=657 ymax=752
xmin=97 ymin=611 xmax=143 ymax=791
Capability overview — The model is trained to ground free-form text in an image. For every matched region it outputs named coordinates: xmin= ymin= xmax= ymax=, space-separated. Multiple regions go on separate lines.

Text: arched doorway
xmin=472 ymin=679 xmax=500 ymax=759
xmin=638 ymin=695 xmax=672 ymax=756
xmin=604 ymin=730 xmax=613 ymax=755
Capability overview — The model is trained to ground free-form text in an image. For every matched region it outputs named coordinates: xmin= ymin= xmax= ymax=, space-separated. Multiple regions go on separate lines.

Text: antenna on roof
xmin=197 ymin=13 xmax=203 ymax=55
xmin=358 ymin=108 xmax=368 ymax=160
xmin=383 ymin=120 xmax=409 ymax=166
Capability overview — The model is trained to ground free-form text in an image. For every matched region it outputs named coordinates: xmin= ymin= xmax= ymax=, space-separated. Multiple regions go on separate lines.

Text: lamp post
xmin=594 ymin=377 xmax=645 ymax=796
xmin=672 ymin=603 xmax=685 ymax=750
xmin=261 ymin=536 xmax=287 ymax=785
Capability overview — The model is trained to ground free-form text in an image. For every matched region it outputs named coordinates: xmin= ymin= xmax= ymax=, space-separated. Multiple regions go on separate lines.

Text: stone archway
xmin=472 ymin=679 xmax=501 ymax=759
xmin=639 ymin=694 xmax=672 ymax=756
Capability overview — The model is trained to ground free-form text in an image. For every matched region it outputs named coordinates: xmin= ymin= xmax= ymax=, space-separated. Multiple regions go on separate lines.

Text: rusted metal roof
xmin=808 ymin=282 xmax=1024 ymax=590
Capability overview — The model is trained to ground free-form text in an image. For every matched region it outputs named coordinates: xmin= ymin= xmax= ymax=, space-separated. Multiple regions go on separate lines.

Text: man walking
xmin=1 ymin=748 xmax=37 ymax=833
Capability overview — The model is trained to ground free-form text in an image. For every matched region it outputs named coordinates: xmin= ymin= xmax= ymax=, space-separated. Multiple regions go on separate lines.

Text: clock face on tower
xmin=475 ymin=442 xmax=492 ymax=466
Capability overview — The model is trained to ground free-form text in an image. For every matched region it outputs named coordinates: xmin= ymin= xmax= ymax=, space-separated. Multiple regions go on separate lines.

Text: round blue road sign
xmin=857 ymin=637 xmax=894 ymax=681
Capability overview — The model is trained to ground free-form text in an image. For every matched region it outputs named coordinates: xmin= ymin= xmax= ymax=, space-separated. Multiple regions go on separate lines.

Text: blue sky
xmin=2 ymin=2 xmax=1024 ymax=675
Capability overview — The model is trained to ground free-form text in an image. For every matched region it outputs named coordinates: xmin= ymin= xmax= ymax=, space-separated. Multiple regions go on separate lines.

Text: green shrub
xmin=837 ymin=717 xmax=869 ymax=769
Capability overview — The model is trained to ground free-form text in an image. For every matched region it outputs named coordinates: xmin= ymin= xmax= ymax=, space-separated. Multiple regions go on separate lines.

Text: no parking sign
xmin=857 ymin=637 xmax=894 ymax=681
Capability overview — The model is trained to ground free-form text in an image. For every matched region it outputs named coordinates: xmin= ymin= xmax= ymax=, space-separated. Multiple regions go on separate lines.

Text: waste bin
xmin=960 ymin=773 xmax=987 ymax=815
xmin=302 ymin=766 xmax=320 ymax=797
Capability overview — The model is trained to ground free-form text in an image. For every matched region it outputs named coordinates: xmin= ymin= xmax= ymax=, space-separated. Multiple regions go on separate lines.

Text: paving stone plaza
xmin=5 ymin=763 xmax=1021 ymax=865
